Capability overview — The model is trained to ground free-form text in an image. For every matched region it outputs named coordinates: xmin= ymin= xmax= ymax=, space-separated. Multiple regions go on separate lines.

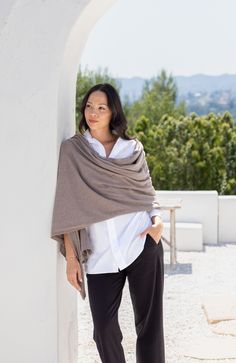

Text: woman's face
xmin=84 ymin=91 xmax=113 ymax=132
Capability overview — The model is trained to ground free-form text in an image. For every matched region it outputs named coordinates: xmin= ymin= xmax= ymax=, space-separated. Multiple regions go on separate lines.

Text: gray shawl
xmin=50 ymin=132 xmax=160 ymax=298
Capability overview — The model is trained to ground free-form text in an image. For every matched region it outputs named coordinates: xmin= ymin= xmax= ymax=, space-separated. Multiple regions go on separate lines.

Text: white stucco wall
xmin=0 ymin=1 xmax=116 ymax=362
xmin=156 ymin=191 xmax=219 ymax=245
xmin=218 ymin=196 xmax=236 ymax=243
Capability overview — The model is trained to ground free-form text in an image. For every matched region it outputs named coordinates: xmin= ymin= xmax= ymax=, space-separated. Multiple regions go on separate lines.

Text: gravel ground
xmin=77 ymin=242 xmax=236 ymax=363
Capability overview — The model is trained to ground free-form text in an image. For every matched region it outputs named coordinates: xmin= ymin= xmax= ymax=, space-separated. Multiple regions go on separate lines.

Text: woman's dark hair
xmin=78 ymin=83 xmax=135 ymax=140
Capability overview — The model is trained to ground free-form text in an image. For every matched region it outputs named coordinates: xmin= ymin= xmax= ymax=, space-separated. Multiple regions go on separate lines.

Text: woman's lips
xmin=88 ymin=119 xmax=98 ymax=123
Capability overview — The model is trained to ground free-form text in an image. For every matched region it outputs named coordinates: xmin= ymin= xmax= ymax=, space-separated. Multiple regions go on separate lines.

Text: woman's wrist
xmin=64 ymin=234 xmax=77 ymax=261
xmin=66 ymin=255 xmax=77 ymax=262
xmin=151 ymin=215 xmax=163 ymax=225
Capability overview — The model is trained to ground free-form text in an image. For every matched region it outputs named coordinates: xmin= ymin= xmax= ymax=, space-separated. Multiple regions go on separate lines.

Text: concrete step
xmin=162 ymin=222 xmax=203 ymax=251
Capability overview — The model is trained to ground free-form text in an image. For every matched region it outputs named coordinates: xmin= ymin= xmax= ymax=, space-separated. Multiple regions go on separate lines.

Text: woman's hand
xmin=139 ymin=215 xmax=164 ymax=244
xmin=66 ymin=256 xmax=83 ymax=292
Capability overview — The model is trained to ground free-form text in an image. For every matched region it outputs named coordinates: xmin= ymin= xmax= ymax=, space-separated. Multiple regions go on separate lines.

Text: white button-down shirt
xmin=83 ymin=129 xmax=162 ymax=274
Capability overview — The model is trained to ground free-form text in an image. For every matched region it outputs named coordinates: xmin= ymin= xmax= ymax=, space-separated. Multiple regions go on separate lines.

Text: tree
xmin=132 ymin=111 xmax=236 ymax=195
xmin=128 ymin=69 xmax=186 ymax=128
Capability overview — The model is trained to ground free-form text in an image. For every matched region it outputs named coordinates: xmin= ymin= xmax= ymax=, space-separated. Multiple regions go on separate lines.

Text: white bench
xmin=162 ymin=222 xmax=203 ymax=251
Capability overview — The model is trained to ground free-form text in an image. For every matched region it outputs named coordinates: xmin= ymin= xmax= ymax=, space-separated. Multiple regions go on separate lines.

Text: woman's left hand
xmin=139 ymin=215 xmax=164 ymax=244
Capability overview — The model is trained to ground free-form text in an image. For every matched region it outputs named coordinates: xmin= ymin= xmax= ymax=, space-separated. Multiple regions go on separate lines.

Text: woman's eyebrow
xmin=87 ymin=101 xmax=108 ymax=106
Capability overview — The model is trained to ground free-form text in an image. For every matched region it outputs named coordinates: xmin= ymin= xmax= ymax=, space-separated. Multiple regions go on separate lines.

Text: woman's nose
xmin=88 ymin=107 xmax=98 ymax=116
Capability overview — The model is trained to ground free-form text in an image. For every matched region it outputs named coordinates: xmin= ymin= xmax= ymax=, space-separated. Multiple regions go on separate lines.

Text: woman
xmin=51 ymin=83 xmax=165 ymax=363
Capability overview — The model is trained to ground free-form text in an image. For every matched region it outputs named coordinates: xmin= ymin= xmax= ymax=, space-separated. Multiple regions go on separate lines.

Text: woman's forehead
xmin=87 ymin=91 xmax=108 ymax=104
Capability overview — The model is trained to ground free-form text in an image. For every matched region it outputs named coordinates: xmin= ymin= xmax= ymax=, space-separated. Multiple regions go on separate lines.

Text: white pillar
xmin=0 ymin=1 xmax=116 ymax=362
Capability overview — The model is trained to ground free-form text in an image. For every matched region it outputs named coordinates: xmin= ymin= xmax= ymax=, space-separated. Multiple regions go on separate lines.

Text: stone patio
xmin=77 ymin=242 xmax=236 ymax=363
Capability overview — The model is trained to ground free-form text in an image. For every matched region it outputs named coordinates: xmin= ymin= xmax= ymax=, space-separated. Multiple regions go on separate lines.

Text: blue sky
xmin=80 ymin=0 xmax=236 ymax=78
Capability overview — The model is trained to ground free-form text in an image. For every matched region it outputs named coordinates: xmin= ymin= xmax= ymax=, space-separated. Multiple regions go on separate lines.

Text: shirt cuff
xmin=148 ymin=208 xmax=163 ymax=219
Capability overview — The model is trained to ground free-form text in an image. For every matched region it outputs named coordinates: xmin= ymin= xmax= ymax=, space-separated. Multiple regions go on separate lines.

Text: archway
xmin=0 ymin=1 xmax=116 ymax=362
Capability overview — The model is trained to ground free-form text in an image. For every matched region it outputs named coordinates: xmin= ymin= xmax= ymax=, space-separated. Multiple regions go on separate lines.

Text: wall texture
xmin=219 ymin=196 xmax=236 ymax=243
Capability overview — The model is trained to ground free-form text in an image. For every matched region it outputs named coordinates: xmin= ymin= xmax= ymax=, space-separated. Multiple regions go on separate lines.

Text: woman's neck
xmin=89 ymin=129 xmax=117 ymax=144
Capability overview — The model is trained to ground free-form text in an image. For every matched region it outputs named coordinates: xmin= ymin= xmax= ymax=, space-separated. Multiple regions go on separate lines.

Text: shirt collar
xmin=83 ymin=129 xmax=120 ymax=144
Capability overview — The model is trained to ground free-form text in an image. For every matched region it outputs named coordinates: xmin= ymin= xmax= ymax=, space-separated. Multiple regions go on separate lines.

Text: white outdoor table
xmin=157 ymin=199 xmax=182 ymax=265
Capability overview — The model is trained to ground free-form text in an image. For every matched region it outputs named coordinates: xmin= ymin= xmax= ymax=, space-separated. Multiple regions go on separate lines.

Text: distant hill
xmin=117 ymin=74 xmax=236 ymax=102
xmin=117 ymin=74 xmax=236 ymax=120
xmin=176 ymin=74 xmax=236 ymax=96
xmin=117 ymin=77 xmax=145 ymax=102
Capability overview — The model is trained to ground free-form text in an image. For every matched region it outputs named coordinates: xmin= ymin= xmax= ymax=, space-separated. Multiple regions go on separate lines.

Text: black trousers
xmin=86 ymin=234 xmax=165 ymax=363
